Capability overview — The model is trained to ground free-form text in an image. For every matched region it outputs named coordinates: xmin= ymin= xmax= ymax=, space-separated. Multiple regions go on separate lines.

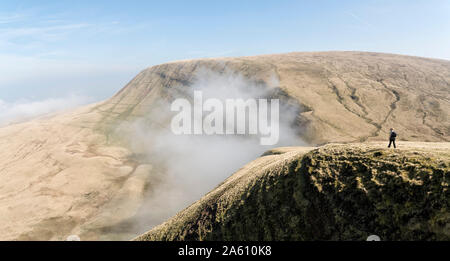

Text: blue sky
xmin=0 ymin=0 xmax=449 ymax=105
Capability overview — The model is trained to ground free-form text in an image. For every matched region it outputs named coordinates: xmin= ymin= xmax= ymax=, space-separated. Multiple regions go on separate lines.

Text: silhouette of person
xmin=388 ymin=128 xmax=397 ymax=148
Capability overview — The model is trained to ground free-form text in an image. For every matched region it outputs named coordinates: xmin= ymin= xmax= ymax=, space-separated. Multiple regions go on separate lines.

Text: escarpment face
xmin=136 ymin=142 xmax=449 ymax=241
xmin=96 ymin=52 xmax=450 ymax=145
xmin=0 ymin=52 xmax=449 ymax=241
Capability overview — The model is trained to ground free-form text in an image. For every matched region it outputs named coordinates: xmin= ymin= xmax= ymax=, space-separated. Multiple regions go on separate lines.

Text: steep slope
xmin=97 ymin=51 xmax=450 ymax=144
xmin=135 ymin=142 xmax=450 ymax=241
xmin=0 ymin=52 xmax=449 ymax=240
xmin=0 ymin=104 xmax=151 ymax=240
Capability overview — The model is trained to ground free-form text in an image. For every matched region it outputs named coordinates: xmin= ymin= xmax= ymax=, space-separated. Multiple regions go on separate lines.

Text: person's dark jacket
xmin=390 ymin=131 xmax=397 ymax=140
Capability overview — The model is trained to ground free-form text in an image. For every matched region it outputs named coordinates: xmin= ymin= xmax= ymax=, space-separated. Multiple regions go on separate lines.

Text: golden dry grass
xmin=0 ymin=52 xmax=448 ymax=240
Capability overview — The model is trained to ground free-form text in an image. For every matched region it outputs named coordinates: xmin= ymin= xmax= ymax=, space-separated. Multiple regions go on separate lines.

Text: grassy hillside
xmin=99 ymin=52 xmax=450 ymax=144
xmin=0 ymin=52 xmax=448 ymax=240
xmin=136 ymin=142 xmax=449 ymax=241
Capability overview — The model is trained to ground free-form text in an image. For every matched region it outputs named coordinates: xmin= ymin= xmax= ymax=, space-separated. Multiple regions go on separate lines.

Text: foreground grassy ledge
xmin=135 ymin=142 xmax=449 ymax=241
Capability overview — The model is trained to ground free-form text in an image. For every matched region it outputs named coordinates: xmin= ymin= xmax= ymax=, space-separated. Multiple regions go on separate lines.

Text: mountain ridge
xmin=135 ymin=142 xmax=450 ymax=241
xmin=0 ymin=51 xmax=448 ymax=240
xmin=97 ymin=51 xmax=450 ymax=145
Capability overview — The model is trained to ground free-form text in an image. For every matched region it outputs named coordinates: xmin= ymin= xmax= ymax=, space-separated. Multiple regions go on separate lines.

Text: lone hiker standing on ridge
xmin=388 ymin=128 xmax=397 ymax=148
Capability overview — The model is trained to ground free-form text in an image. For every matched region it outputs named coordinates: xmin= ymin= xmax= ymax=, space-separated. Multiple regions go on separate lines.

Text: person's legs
xmin=388 ymin=140 xmax=392 ymax=148
xmin=393 ymin=140 xmax=396 ymax=148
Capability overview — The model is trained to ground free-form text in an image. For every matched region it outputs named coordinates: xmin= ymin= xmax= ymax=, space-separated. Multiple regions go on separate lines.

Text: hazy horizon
xmin=0 ymin=0 xmax=449 ymax=122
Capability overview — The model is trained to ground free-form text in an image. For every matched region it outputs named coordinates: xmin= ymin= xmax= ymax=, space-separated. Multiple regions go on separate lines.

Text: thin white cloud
xmin=0 ymin=9 xmax=122 ymax=50
xmin=0 ymin=95 xmax=92 ymax=127
xmin=0 ymin=13 xmax=26 ymax=24
xmin=0 ymin=23 xmax=91 ymax=42
xmin=346 ymin=11 xmax=375 ymax=29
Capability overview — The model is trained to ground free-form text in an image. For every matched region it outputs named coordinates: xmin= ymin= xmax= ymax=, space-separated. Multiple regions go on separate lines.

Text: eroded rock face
xmin=135 ymin=142 xmax=449 ymax=241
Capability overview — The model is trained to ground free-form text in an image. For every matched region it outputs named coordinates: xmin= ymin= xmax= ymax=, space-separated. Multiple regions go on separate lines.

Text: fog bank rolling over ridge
xmin=0 ymin=51 xmax=448 ymax=240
